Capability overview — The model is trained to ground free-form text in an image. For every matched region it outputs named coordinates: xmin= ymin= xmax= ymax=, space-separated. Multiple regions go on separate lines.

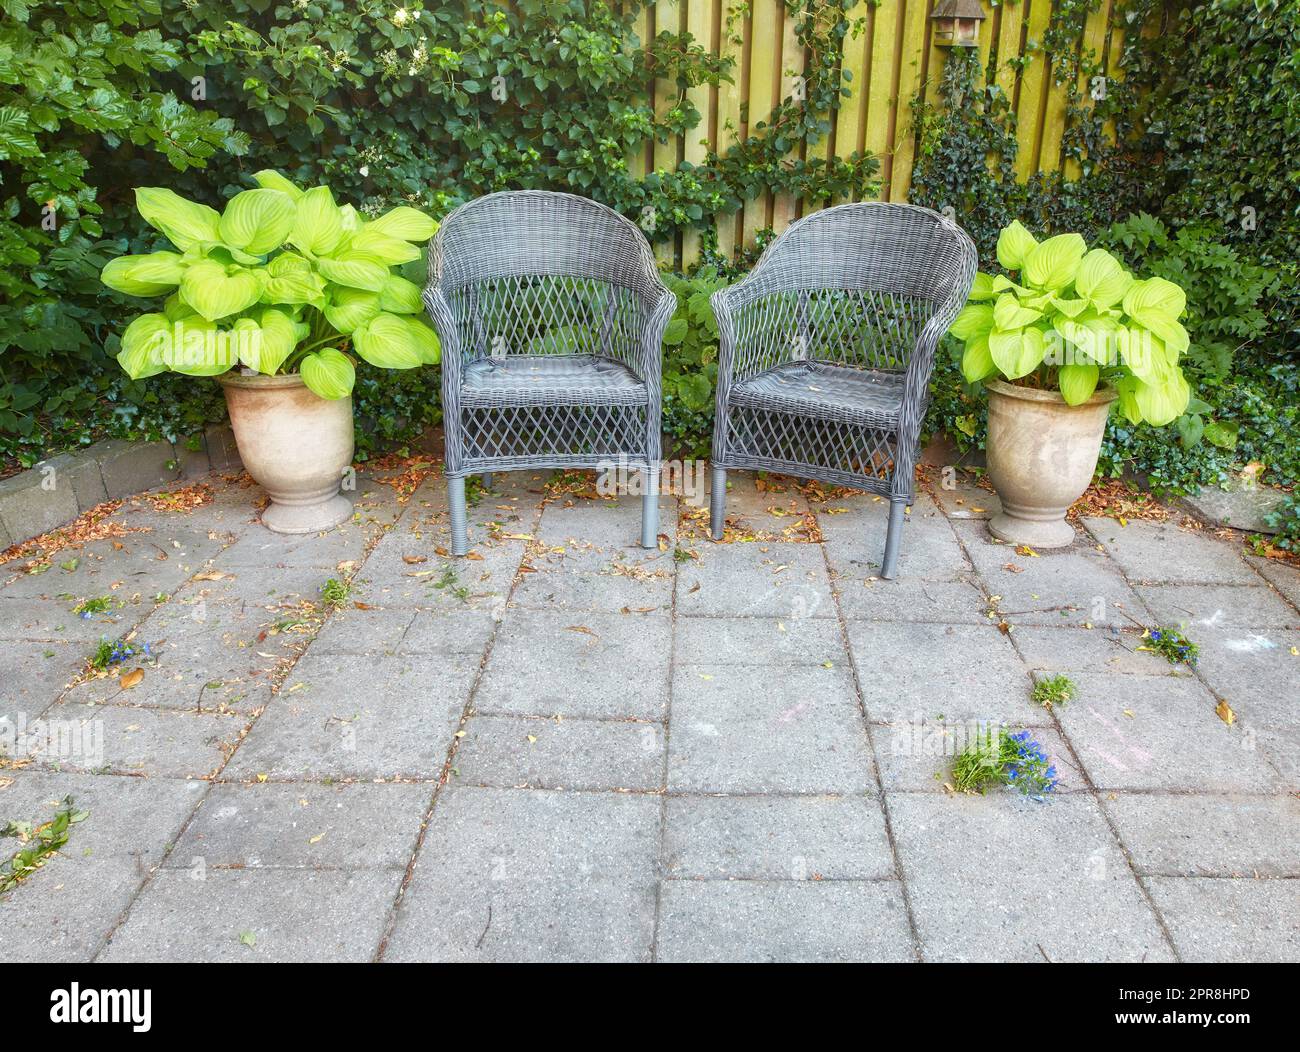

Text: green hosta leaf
xmin=290 ymin=186 xmax=344 ymax=255
xmin=368 ymin=205 xmax=439 ymax=242
xmin=315 ymin=255 xmax=388 ymax=292
xmin=228 ymin=317 xmax=263 ymax=371
xmin=1056 ymin=312 xmax=1120 ymax=366
xmin=989 ymin=326 xmax=1047 ymax=380
xmin=101 ymin=252 xmax=187 ymax=297
xmin=1123 ymin=276 xmax=1186 ymax=328
xmin=1143 ymin=315 xmax=1190 ymax=357
xmin=1075 ymin=248 xmax=1133 ymax=310
xmin=967 ymin=273 xmax=995 ymax=301
xmin=1050 ymin=297 xmax=1089 ymax=319
xmin=299 ymin=348 xmax=356 ymax=399
xmin=352 ymin=313 xmax=425 ymax=369
xmin=996 ymin=220 xmax=1038 ymax=271
xmin=219 ymin=188 xmax=297 ymax=255
xmin=135 ymin=188 xmax=221 ymax=251
xmin=1114 ymin=375 xmax=1141 ymax=425
xmin=1023 ymin=233 xmax=1087 ymax=290
xmin=378 ymin=275 xmax=424 ymax=314
xmin=324 ymin=288 xmax=382 ymax=334
xmin=243 ymin=308 xmax=302 ymax=374
xmin=117 ymin=314 xmax=171 ymax=379
xmin=1058 ymin=363 xmax=1100 ymax=405
xmin=262 ymin=252 xmax=326 ymax=306
xmin=1133 ymin=372 xmax=1191 ymax=427
xmin=950 ymin=304 xmax=994 ymax=341
xmin=993 ymin=293 xmax=1042 ymax=330
xmin=663 ymin=318 xmax=690 ymax=345
xmin=162 ymin=292 xmax=196 ymax=322
xmin=991 ymin=274 xmax=1031 ymax=296
xmin=180 ymin=260 xmax=265 ymax=321
xmin=400 ymin=316 xmax=441 ymax=364
xmin=347 ymin=227 xmax=421 ymax=266
xmin=961 ymin=334 xmax=998 ymax=383
xmin=160 ymin=317 xmax=237 ymax=376
xmin=1118 ymin=327 xmax=1174 ymax=383
xmin=252 ymin=170 xmax=304 ymax=200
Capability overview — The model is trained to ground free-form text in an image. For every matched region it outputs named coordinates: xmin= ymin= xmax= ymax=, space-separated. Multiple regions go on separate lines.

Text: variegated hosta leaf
xmin=262 ymin=252 xmax=326 ymax=306
xmin=966 ymin=272 xmax=995 ymax=302
xmin=134 ymin=188 xmax=221 ymax=250
xmin=400 ymin=316 xmax=441 ymax=364
xmin=1133 ymin=371 xmax=1191 ymax=427
xmin=219 ymin=188 xmax=297 ymax=255
xmin=1075 ymin=248 xmax=1133 ymax=310
xmin=300 ymin=348 xmax=356 ymax=399
xmin=961 ymin=333 xmax=998 ymax=383
xmin=100 ymin=252 xmax=187 ymax=297
xmin=989 ymin=325 xmax=1047 ymax=380
xmin=950 ymin=303 xmax=994 ymax=342
xmin=1022 ymin=233 xmax=1087 ymax=291
xmin=238 ymin=308 xmax=302 ymax=374
xmin=347 ymin=226 xmax=422 ymax=266
xmin=993 ymin=292 xmax=1043 ymax=330
xmin=351 ymin=312 xmax=426 ymax=369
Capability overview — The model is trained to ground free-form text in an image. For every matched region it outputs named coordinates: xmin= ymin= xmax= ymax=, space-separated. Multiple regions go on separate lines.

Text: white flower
xmin=359 ymin=165 xmax=370 ymax=177
xmin=393 ymin=7 xmax=409 ymax=26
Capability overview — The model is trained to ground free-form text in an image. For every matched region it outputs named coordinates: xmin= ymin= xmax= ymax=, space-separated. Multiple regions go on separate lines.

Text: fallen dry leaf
xmin=1015 ymin=545 xmax=1039 ymax=558
xmin=1215 ymin=700 xmax=1236 ymax=726
xmin=193 ymin=570 xmax=228 ymax=581
xmin=119 ymin=668 xmax=144 ymax=690
xmin=402 ymin=555 xmax=427 ymax=565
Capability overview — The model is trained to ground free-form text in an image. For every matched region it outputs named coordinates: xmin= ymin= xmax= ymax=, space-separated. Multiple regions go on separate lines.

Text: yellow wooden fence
xmin=628 ymin=0 xmax=1131 ymax=267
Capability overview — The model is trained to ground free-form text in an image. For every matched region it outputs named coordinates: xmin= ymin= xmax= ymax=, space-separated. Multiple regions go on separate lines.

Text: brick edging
xmin=0 ymin=425 xmax=242 ymax=549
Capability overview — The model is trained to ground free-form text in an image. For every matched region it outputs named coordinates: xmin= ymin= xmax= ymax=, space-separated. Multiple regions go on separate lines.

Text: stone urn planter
xmin=985 ymin=379 xmax=1118 ymax=548
xmin=220 ymin=372 xmax=354 ymax=534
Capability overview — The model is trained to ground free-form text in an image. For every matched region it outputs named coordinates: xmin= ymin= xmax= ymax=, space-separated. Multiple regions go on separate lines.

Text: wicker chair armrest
xmin=423 ymin=285 xmax=463 ymax=391
xmin=637 ymin=283 xmax=677 ymax=384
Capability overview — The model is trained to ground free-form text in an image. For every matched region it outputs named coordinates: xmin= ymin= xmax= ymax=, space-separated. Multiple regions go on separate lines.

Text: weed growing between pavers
xmin=68 ymin=595 xmax=121 ymax=618
xmin=88 ymin=636 xmax=151 ymax=672
xmin=1032 ymin=674 xmax=1077 ymax=709
xmin=320 ymin=577 xmax=351 ymax=609
xmin=0 ymin=796 xmax=87 ymax=895
xmin=1139 ymin=626 xmax=1200 ymax=666
xmin=950 ymin=728 xmax=1059 ymax=800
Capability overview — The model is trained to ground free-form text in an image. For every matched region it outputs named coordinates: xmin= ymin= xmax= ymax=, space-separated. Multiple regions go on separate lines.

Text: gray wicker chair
xmin=709 ymin=202 xmax=977 ymax=579
xmin=423 ymin=191 xmax=676 ymax=555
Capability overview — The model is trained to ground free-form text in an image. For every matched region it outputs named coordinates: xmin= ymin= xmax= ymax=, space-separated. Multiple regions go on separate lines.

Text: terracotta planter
xmin=985 ymin=379 xmax=1118 ymax=548
xmin=220 ymin=372 xmax=354 ymax=534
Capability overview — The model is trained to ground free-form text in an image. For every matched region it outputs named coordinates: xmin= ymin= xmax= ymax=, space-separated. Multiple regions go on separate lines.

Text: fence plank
xmin=889 ymin=0 xmax=930 ymax=201
xmin=682 ymin=0 xmax=716 ymax=267
xmin=714 ymin=0 xmax=746 ymax=260
xmin=742 ymin=0 xmax=782 ymax=246
xmin=1014 ymin=0 xmax=1054 ymax=180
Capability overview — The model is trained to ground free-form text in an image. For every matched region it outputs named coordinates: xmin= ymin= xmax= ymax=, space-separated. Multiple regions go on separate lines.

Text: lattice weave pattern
xmin=424 ymin=191 xmax=676 ymax=477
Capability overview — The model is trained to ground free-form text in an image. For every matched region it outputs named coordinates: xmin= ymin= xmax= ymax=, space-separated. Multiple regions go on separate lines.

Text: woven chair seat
xmin=461 ymin=354 xmax=647 ymax=407
xmin=731 ymin=361 xmax=905 ymax=428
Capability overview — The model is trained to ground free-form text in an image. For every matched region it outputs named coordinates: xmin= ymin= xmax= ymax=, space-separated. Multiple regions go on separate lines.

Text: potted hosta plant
xmin=101 ymin=171 xmax=440 ymax=533
xmin=951 ymin=220 xmax=1192 ymax=547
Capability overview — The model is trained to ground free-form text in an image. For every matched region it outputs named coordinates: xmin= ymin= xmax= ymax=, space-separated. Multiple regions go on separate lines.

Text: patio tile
xmin=350 ymin=532 xmax=523 ymax=609
xmin=453 ymin=714 xmax=663 ymax=791
xmin=1248 ymin=556 xmax=1300 ymax=607
xmin=474 ymin=609 xmax=671 ymax=720
xmin=0 ymin=857 xmax=146 ymax=962
xmin=225 ymin=652 xmax=476 ymax=780
xmin=888 ymin=792 xmax=1173 ymax=962
xmin=874 ymin=723 xmax=1075 ymax=792
xmin=929 ymin=471 xmax=1000 ymax=521
xmin=676 ymin=541 xmax=834 ymax=619
xmin=0 ymin=639 xmax=86 ymax=709
xmin=709 ymin=472 xmax=812 ymax=538
xmin=673 ymin=615 xmax=846 ymax=666
xmin=172 ymin=562 xmax=340 ymax=610
xmin=1082 ymin=518 xmax=1258 ymax=585
xmin=820 ymin=492 xmax=973 ymax=581
xmin=0 ymin=595 xmax=146 ymax=644
xmin=1053 ymin=672 xmax=1281 ymax=791
xmin=955 ymin=522 xmax=1150 ymax=628
xmin=662 ymin=795 xmax=893 ymax=879
xmin=214 ymin=522 xmax=369 ymax=569
xmin=1193 ymin=630 xmax=1300 ymax=781
xmin=167 ymin=782 xmax=429 ymax=869
xmin=668 ymin=665 xmax=873 ymax=793
xmin=29 ymin=701 xmax=244 ymax=778
xmin=846 ymin=622 xmax=1034 ymax=724
xmin=98 ymin=868 xmax=401 ymax=962
xmin=1146 ymin=878 xmax=1300 ymax=962
xmin=1136 ymin=581 xmax=1300 ymax=632
xmin=509 ymin=562 xmax=673 ymax=613
xmin=383 ymin=787 xmax=659 ymax=962
xmin=836 ymin=577 xmax=986 ymax=623
xmin=656 ymin=880 xmax=914 ymax=963
xmin=1009 ymin=625 xmax=1193 ymax=676
xmin=534 ymin=493 xmax=678 ymax=563
xmin=1105 ymin=793 xmax=1300 ymax=877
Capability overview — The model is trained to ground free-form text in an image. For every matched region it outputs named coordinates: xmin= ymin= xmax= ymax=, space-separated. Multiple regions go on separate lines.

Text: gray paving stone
xmin=709 ymin=471 xmax=812 ymax=538
xmin=955 ymin=521 xmax=1150 ymax=628
xmin=888 ymin=792 xmax=1173 ymax=962
xmin=656 ymin=880 xmax=914 ymax=963
xmin=674 ymin=615 xmax=846 ymax=666
xmin=821 ymin=493 xmax=973 ymax=582
xmin=474 ymin=609 xmax=670 ymax=719
xmin=225 ymin=652 xmax=475 ymax=780
xmin=534 ymin=493 xmax=678 ymax=565
xmin=0 ymin=463 xmax=80 ymax=542
xmin=0 ymin=639 xmax=86 ymax=708
xmin=215 ymin=521 xmax=368 ymax=569
xmin=668 ymin=665 xmax=873 ymax=793
xmin=663 ymin=794 xmax=893 ymax=879
xmin=1147 ymin=877 xmax=1300 ymax=962
xmin=1105 ymin=793 xmax=1300 ymax=877
xmin=173 ymin=562 xmax=341 ymax=610
xmin=874 ymin=723 xmax=1075 ymax=792
xmin=1193 ymin=630 xmax=1300 ymax=783
xmin=1010 ymin=625 xmax=1193 ymax=676
xmin=350 ymin=531 xmax=523 ymax=609
xmin=168 ymin=782 xmax=429 ymax=869
xmin=0 ymin=857 xmax=144 ymax=962
xmin=676 ymin=541 xmax=834 ymax=619
xmin=836 ymin=577 xmax=986 ymax=622
xmin=847 ymin=622 xmax=1034 ymax=724
xmin=510 ymin=561 xmax=673 ymax=613
xmin=0 ymin=596 xmax=142 ymax=646
xmin=1082 ymin=517 xmax=1258 ymax=584
xmin=399 ymin=608 xmax=498 ymax=657
xmin=38 ymin=450 xmax=109 ymax=511
xmin=453 ymin=714 xmax=662 ymax=790
xmin=1135 ymin=582 xmax=1299 ymax=631
xmin=96 ymin=439 xmax=182 ymax=501
xmin=384 ymin=787 xmax=659 ymax=962
xmin=1248 ymin=556 xmax=1300 ymax=607
xmin=205 ymin=423 xmax=242 ymax=472
xmin=29 ymin=700 xmax=245 ymax=778
xmin=98 ymin=868 xmax=401 ymax=962
xmin=1182 ymin=485 xmax=1286 ymax=534
xmin=1054 ymin=672 xmax=1281 ymax=792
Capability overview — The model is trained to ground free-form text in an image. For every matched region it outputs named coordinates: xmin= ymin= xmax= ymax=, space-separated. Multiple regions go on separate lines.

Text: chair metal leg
xmin=881 ymin=498 xmax=907 ymax=580
xmin=711 ymin=467 xmax=726 ymax=540
xmin=448 ymin=476 xmax=469 ymax=557
xmin=480 ymin=472 xmax=493 ymax=491
xmin=641 ymin=465 xmax=659 ymax=549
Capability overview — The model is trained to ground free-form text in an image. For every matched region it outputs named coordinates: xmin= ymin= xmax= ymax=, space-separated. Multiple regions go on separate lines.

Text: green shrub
xmin=660 ymin=269 xmax=727 ymax=459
